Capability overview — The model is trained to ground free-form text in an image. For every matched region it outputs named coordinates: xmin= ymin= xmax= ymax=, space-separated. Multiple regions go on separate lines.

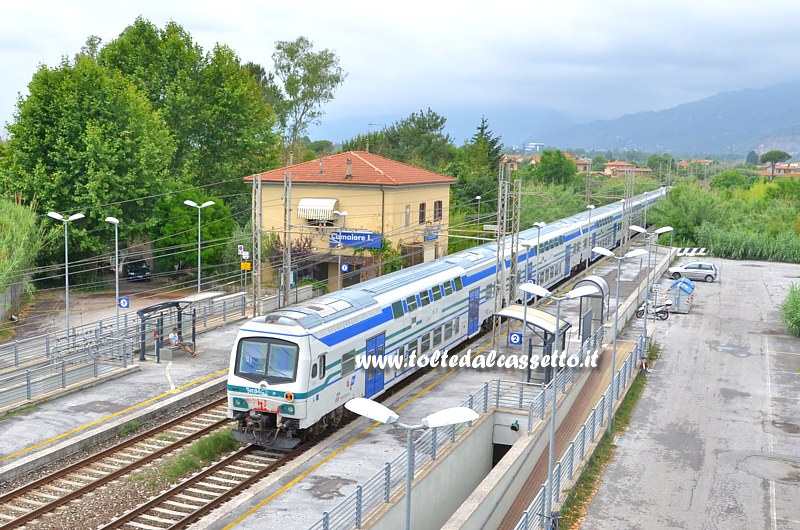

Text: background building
xmin=247 ymin=151 xmax=456 ymax=290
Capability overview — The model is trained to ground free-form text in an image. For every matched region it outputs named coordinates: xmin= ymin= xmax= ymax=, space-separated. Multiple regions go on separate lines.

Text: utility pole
xmin=623 ymin=168 xmax=635 ymax=251
xmin=253 ymin=173 xmax=263 ymax=317
xmin=492 ymin=164 xmax=510 ymax=353
xmin=508 ymin=174 xmax=521 ymax=301
xmin=282 ymin=172 xmax=292 ymax=308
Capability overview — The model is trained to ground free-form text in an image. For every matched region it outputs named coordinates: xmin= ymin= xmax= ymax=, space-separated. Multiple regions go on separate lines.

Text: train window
xmin=235 ymin=337 xmax=298 ymax=384
xmin=318 ymin=354 xmax=326 ymax=379
xmin=421 ymin=333 xmax=431 ymax=353
xmin=454 ymin=277 xmax=463 ymax=291
xmin=432 ymin=285 xmax=442 ymax=301
xmin=453 ymin=316 xmax=459 ymax=333
xmin=444 ymin=321 xmax=453 ymax=340
xmin=341 ymin=350 xmax=355 ymax=377
xmin=311 ymin=363 xmax=318 ymax=379
xmin=419 ymin=290 xmax=431 ymax=306
xmin=407 ymin=295 xmax=418 ymax=312
xmin=443 ymin=281 xmax=453 ymax=296
xmin=397 ymin=345 xmax=405 ymax=362
xmin=408 ymin=339 xmax=418 ymax=357
xmin=433 ymin=327 xmax=442 ymax=346
xmin=486 ymin=284 xmax=494 ymax=300
xmin=391 ymin=301 xmax=404 ymax=319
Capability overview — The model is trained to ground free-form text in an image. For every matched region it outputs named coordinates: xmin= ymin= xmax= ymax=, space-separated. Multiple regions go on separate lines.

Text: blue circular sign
xmin=340 ymin=263 xmax=351 ymax=273
xmin=509 ymin=332 xmax=523 ymax=346
xmin=119 ymin=297 xmax=130 ymax=309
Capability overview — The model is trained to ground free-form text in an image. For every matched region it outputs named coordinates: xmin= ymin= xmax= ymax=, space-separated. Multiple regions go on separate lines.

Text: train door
xmin=365 ymin=333 xmax=385 ymax=398
xmin=468 ymin=288 xmax=480 ymax=336
xmin=564 ymin=244 xmax=572 ymax=278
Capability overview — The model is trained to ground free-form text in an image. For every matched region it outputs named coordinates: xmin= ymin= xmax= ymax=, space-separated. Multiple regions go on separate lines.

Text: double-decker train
xmin=227 ymin=188 xmax=666 ymax=447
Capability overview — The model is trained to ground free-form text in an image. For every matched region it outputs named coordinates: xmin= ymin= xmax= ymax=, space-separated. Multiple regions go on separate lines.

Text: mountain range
xmin=539 ymin=82 xmax=800 ymax=156
xmin=311 ymin=82 xmax=800 ymax=157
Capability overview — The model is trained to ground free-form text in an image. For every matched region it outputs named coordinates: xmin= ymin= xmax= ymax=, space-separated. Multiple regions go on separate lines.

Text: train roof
xmin=251 ymin=188 xmax=664 ymax=331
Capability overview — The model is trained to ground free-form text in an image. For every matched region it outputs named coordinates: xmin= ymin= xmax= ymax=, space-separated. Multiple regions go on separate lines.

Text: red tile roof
xmin=604 ymin=160 xmax=634 ymax=167
xmin=245 ymin=151 xmax=456 ymax=186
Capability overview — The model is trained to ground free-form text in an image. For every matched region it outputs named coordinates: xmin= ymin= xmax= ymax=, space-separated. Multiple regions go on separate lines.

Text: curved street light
xmin=629 ymin=224 xmax=674 ymax=347
xmin=47 ymin=211 xmax=85 ymax=335
xmin=345 ymin=397 xmax=478 ymax=530
xmin=591 ymin=245 xmax=648 ymax=435
xmin=183 ymin=200 xmax=215 ymax=293
xmin=104 ymin=216 xmax=120 ymax=336
xmin=518 ymin=281 xmax=599 ymax=525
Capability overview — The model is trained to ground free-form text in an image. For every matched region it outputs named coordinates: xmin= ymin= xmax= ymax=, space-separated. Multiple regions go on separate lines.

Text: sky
xmin=3 ymin=0 xmax=800 ymax=143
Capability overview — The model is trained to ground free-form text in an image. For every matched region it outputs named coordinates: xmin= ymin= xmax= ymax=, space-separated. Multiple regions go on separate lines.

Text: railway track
xmin=0 ymin=398 xmax=229 ymax=529
xmin=102 ymin=446 xmax=293 ymax=529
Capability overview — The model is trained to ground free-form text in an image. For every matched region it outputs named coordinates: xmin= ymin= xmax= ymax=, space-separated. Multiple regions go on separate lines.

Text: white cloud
xmin=2 ymin=0 xmax=800 ymax=136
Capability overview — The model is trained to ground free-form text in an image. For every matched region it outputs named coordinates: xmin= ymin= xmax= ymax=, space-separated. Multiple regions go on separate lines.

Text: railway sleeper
xmin=195 ymin=481 xmax=229 ymax=491
xmin=164 ymin=499 xmax=200 ymax=510
xmin=139 ymin=513 xmax=179 ymax=524
xmin=152 ymin=506 xmax=189 ymax=517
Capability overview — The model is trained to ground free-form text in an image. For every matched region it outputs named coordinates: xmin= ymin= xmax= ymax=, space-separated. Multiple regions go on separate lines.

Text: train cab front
xmin=227 ymin=335 xmax=307 ymax=450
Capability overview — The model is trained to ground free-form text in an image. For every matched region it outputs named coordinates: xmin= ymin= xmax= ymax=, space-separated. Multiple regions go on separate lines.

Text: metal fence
xmin=307 ymin=326 xmax=608 ymax=530
xmin=0 ymin=338 xmax=135 ymax=409
xmin=513 ymin=333 xmax=646 ymax=530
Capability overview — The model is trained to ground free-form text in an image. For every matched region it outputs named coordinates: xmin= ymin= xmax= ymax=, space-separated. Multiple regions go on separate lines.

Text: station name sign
xmin=330 ymin=231 xmax=382 ymax=249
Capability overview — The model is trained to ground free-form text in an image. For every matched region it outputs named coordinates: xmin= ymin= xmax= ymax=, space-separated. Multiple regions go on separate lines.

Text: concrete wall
xmin=366 ymin=413 xmax=494 ymax=530
xmin=442 ymin=369 xmax=591 ymax=530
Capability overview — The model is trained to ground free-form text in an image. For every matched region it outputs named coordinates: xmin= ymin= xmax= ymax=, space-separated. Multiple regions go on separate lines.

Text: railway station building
xmin=247 ymin=151 xmax=456 ymax=291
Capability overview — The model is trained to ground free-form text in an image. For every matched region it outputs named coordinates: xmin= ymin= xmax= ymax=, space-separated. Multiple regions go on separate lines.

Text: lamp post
xmin=519 ymin=282 xmax=600 ymax=525
xmin=183 ymin=200 xmax=215 ymax=293
xmin=333 ymin=210 xmax=348 ymax=290
xmin=476 ymin=195 xmax=481 ymax=216
xmin=345 ymin=398 xmax=478 ymax=530
xmin=47 ymin=211 xmax=85 ymax=335
xmin=591 ymin=246 xmax=648 ymax=434
xmin=629 ymin=225 xmax=673 ymax=346
xmin=584 ymin=205 xmax=595 ymax=277
xmin=104 ymin=217 xmax=120 ymax=335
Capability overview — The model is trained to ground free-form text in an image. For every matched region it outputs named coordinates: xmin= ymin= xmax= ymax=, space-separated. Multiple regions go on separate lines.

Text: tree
xmin=760 ymin=150 xmax=792 ymax=180
xmin=271 ymin=36 xmax=347 ymax=157
xmin=591 ymin=155 xmax=608 ymax=172
xmin=99 ymin=18 xmax=279 ymax=214
xmin=0 ymin=51 xmax=174 ymax=264
xmin=745 ymin=150 xmax=760 ymax=166
xmin=534 ymin=150 xmax=577 ymax=186
xmin=448 ymin=118 xmax=503 ymax=209
xmin=471 ymin=117 xmax=503 ymax=169
xmin=710 ymin=169 xmax=750 ymax=190
xmin=381 ymin=108 xmax=456 ymax=171
xmin=153 ymin=192 xmax=236 ymax=275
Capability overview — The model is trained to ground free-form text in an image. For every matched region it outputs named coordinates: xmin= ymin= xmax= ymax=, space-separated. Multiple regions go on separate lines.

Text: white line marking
xmin=165 ymin=361 xmax=176 ymax=391
xmin=764 ymin=337 xmax=777 ymax=530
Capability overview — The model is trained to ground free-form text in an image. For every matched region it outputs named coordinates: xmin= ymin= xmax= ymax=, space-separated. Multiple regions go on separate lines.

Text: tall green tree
xmin=271 ymin=36 xmax=347 ymax=158
xmin=745 ymin=150 xmax=760 ymax=165
xmin=760 ymin=150 xmax=792 ymax=180
xmin=381 ymin=108 xmax=456 ymax=171
xmin=448 ymin=118 xmax=503 ymax=209
xmin=534 ymin=150 xmax=577 ymax=186
xmin=99 ymin=18 xmax=279 ymax=213
xmin=471 ymin=116 xmax=503 ymax=169
xmin=0 ymin=52 xmax=174 ymax=263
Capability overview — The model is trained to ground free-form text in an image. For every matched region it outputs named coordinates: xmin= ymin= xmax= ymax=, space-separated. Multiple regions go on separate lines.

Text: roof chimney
xmin=345 ymin=158 xmax=352 ymax=179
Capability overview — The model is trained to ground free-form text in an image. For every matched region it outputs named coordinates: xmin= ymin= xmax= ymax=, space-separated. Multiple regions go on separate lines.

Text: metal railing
xmin=0 ymin=338 xmax=135 ymax=409
xmin=307 ymin=326 xmax=607 ymax=530
xmin=513 ymin=333 xmax=646 ymax=530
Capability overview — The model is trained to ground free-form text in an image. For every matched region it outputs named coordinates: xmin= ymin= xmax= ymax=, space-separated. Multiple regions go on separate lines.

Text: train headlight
xmin=232 ymin=397 xmax=248 ymax=409
xmin=279 ymin=404 xmax=295 ymax=415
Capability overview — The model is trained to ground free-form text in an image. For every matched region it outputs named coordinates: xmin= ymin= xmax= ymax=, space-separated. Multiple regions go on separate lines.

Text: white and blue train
xmin=228 ymin=188 xmax=665 ymax=447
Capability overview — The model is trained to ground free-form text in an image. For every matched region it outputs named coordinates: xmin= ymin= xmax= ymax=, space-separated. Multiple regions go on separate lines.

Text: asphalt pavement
xmin=583 ymin=258 xmax=800 ymax=529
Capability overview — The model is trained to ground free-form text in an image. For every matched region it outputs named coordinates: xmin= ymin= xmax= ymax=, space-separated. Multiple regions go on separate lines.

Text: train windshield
xmin=235 ymin=337 xmax=299 ymax=384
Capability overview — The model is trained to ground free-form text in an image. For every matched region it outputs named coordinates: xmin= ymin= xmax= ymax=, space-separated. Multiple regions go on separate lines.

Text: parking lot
xmin=584 ymin=258 xmax=800 ymax=529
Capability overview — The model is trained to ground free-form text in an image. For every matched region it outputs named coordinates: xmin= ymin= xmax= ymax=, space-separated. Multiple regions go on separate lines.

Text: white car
xmin=668 ymin=261 xmax=718 ymax=283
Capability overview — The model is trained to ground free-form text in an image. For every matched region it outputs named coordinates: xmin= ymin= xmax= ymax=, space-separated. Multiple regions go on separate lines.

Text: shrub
xmin=781 ymin=284 xmax=800 ymax=337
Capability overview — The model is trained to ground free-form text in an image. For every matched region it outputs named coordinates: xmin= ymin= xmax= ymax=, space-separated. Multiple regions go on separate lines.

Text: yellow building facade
xmin=247 ymin=151 xmax=456 ymax=290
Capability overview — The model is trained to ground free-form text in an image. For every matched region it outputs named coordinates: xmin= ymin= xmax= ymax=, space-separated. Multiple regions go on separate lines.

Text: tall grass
xmin=781 ymin=284 xmax=800 ymax=337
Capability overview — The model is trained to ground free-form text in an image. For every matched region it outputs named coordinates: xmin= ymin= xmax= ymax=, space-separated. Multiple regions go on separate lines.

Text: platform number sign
xmin=340 ymin=263 xmax=351 ymax=273
xmin=118 ymin=297 xmax=130 ymax=309
xmin=237 ymin=244 xmax=244 ymax=255
xmin=509 ymin=332 xmax=523 ymax=346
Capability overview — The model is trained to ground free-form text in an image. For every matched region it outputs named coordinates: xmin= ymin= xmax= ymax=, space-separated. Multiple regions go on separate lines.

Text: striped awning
xmin=297 ymin=198 xmax=339 ymax=220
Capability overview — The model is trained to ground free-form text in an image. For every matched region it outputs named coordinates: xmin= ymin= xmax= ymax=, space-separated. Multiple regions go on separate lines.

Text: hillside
xmin=541 ymin=82 xmax=800 ymax=155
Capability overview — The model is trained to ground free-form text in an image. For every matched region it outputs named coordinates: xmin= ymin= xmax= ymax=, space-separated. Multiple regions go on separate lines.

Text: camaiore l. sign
xmin=330 ymin=231 xmax=382 ymax=249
